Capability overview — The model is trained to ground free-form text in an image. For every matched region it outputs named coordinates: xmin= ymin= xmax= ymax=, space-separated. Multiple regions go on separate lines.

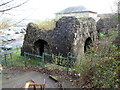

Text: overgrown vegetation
xmin=73 ymin=28 xmax=120 ymax=88
xmin=92 ymin=48 xmax=119 ymax=88
xmin=35 ymin=19 xmax=56 ymax=30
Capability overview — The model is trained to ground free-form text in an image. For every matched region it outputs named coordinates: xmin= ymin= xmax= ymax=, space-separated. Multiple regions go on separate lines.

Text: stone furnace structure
xmin=21 ymin=16 xmax=98 ymax=61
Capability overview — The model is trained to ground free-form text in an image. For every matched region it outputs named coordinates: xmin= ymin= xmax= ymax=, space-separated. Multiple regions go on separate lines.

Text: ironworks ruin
xmin=21 ymin=16 xmax=98 ymax=62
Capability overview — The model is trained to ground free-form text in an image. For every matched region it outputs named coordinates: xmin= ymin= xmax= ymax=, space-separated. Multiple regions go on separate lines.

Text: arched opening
xmin=34 ymin=39 xmax=48 ymax=56
xmin=84 ymin=37 xmax=93 ymax=53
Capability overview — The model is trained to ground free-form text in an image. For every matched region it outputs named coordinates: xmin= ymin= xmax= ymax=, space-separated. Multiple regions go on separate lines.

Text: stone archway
xmin=84 ymin=37 xmax=93 ymax=53
xmin=34 ymin=39 xmax=48 ymax=56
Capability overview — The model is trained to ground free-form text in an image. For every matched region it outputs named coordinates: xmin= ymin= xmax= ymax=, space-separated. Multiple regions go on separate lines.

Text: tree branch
xmin=0 ymin=0 xmax=29 ymax=12
xmin=0 ymin=0 xmax=14 ymax=6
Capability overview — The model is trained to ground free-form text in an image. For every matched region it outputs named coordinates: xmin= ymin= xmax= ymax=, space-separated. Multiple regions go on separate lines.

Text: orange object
xmin=24 ymin=79 xmax=46 ymax=90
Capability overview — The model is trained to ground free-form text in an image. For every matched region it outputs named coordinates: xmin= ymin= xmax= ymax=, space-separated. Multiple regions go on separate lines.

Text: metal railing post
xmin=10 ymin=53 xmax=13 ymax=66
xmin=4 ymin=54 xmax=7 ymax=66
xmin=42 ymin=53 xmax=45 ymax=67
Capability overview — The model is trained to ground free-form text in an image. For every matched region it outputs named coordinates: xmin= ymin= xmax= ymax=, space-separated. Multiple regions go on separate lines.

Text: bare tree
xmin=0 ymin=0 xmax=29 ymax=12
xmin=0 ymin=0 xmax=29 ymax=29
xmin=0 ymin=18 xmax=12 ymax=29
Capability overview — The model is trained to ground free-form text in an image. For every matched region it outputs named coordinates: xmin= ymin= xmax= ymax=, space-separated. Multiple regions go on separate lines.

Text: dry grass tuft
xmin=35 ymin=19 xmax=56 ymax=30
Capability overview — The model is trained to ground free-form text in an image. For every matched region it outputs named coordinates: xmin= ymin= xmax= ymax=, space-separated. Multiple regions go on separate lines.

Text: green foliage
xmin=73 ymin=28 xmax=120 ymax=88
xmin=75 ymin=58 xmax=95 ymax=77
xmin=92 ymin=28 xmax=120 ymax=88
xmin=51 ymin=53 xmax=75 ymax=68
xmin=99 ymin=33 xmax=104 ymax=38
xmin=92 ymin=45 xmax=120 ymax=88
xmin=51 ymin=53 xmax=76 ymax=74
xmin=73 ymin=44 xmax=120 ymax=88
xmin=35 ymin=19 xmax=56 ymax=30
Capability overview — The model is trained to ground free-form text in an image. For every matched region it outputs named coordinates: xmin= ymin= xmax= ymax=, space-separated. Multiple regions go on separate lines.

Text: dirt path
xmin=2 ymin=69 xmax=58 ymax=88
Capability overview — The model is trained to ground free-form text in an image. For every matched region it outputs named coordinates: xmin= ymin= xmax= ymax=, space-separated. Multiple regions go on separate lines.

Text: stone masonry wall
xmin=21 ymin=16 xmax=97 ymax=62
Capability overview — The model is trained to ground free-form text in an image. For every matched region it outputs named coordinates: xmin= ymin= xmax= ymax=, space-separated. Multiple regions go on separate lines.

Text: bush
xmin=92 ymin=45 xmax=120 ymax=88
xmin=73 ymin=28 xmax=120 ymax=88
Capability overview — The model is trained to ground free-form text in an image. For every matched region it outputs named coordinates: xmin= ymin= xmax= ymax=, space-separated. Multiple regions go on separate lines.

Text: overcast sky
xmin=1 ymin=0 xmax=118 ymax=21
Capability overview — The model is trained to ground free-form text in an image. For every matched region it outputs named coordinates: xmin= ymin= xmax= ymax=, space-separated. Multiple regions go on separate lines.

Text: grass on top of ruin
xmin=35 ymin=19 xmax=56 ymax=30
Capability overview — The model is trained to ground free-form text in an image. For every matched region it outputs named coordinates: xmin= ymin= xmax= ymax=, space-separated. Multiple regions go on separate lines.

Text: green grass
xmin=35 ymin=19 xmax=56 ymax=30
xmin=0 ymin=47 xmax=21 ymax=55
xmin=1 ymin=49 xmax=44 ymax=67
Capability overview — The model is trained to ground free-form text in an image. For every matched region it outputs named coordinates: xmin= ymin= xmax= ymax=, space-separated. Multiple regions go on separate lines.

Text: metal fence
xmin=0 ymin=50 xmax=77 ymax=69
xmin=24 ymin=52 xmax=76 ymax=67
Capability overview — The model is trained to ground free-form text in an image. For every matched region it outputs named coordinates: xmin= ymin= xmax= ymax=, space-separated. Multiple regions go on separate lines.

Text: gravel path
xmin=2 ymin=69 xmax=58 ymax=88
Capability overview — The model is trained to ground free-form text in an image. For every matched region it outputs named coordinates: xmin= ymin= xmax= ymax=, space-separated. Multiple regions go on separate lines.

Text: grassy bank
xmin=0 ymin=50 xmax=44 ymax=67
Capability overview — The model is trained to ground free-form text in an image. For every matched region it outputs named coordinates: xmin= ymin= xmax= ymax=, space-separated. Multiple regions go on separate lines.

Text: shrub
xmin=92 ymin=45 xmax=120 ymax=88
xmin=73 ymin=28 xmax=120 ymax=88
